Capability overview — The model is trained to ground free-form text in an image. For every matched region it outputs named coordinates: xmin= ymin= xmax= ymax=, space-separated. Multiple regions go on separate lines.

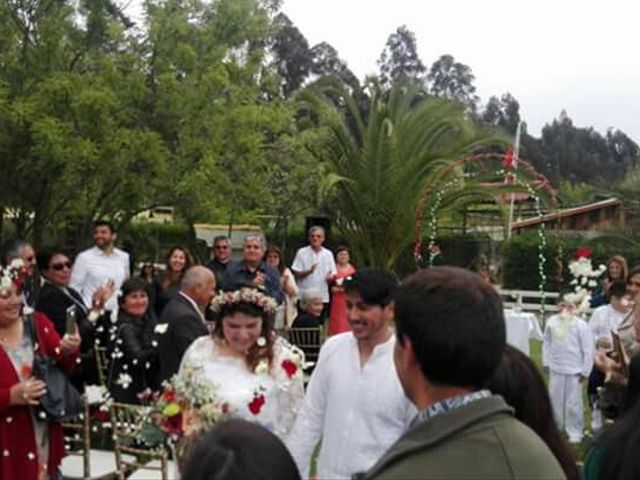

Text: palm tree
xmin=298 ymin=78 xmax=513 ymax=269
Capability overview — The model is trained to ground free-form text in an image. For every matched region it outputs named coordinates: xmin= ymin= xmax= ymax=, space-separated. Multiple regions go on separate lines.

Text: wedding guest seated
xmin=487 ymin=344 xmax=578 ymax=480
xmin=0 ymin=273 xmax=80 ymax=480
xmin=290 ymin=289 xmax=323 ymax=374
xmin=291 ymin=289 xmax=323 ymax=329
xmin=181 ymin=419 xmax=301 ymax=480
xmin=363 ymin=267 xmax=566 ymax=480
xmin=36 ymin=247 xmax=113 ymax=390
xmin=108 ymin=278 xmax=159 ymax=403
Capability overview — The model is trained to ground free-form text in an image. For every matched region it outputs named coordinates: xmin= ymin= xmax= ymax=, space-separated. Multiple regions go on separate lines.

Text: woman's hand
xmin=60 ymin=328 xmax=81 ymax=355
xmin=10 ymin=378 xmax=47 ymax=406
xmin=91 ymin=279 xmax=116 ymax=310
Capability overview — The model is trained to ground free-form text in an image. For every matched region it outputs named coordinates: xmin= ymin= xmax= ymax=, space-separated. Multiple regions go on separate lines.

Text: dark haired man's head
xmin=343 ymin=268 xmax=397 ymax=306
xmin=93 ymin=220 xmax=116 ymax=251
xmin=343 ymin=268 xmax=398 ymax=345
xmin=393 ymin=267 xmax=505 ymax=404
xmin=181 ymin=419 xmax=301 ymax=480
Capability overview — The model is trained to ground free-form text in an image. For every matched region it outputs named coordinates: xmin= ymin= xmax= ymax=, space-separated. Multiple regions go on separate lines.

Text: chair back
xmin=61 ymin=396 xmax=91 ymax=478
xmin=95 ymin=345 xmax=109 ymax=387
xmin=110 ymin=402 xmax=171 ymax=480
xmin=288 ymin=326 xmax=324 ymax=366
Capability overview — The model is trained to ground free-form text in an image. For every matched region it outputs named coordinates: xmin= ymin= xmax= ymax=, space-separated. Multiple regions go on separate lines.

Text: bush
xmin=501 ymin=232 xmax=640 ymax=291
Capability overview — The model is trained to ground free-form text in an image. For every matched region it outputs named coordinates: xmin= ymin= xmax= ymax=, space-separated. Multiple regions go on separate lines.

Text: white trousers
xmin=549 ymin=371 xmax=584 ymax=442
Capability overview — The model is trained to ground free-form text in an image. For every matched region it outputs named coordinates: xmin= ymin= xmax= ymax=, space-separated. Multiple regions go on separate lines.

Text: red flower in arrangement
xmin=162 ymin=389 xmax=176 ymax=402
xmin=94 ymin=410 xmax=111 ymax=422
xmin=161 ymin=411 xmax=183 ymax=437
xmin=221 ymin=403 xmax=229 ymax=414
xmin=574 ymin=246 xmax=593 ymax=260
xmin=281 ymin=359 xmax=298 ymax=378
xmin=248 ymin=394 xmax=266 ymax=415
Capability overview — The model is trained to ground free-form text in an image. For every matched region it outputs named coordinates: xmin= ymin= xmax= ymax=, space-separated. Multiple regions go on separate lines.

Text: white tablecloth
xmin=504 ymin=310 xmax=543 ymax=356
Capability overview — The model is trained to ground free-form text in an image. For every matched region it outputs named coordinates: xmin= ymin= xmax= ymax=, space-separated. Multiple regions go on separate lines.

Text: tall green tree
xmin=271 ymin=13 xmax=312 ymax=97
xmin=427 ymin=54 xmax=478 ymax=111
xmin=298 ymin=78 xmax=507 ymax=269
xmin=377 ymin=25 xmax=426 ymax=90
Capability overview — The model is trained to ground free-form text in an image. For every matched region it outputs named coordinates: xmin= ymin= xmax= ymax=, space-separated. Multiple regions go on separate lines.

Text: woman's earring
xmin=256 ymin=336 xmax=266 ymax=347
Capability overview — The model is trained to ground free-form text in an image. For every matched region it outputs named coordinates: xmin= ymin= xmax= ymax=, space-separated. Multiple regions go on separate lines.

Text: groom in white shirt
xmin=286 ymin=268 xmax=415 ymax=480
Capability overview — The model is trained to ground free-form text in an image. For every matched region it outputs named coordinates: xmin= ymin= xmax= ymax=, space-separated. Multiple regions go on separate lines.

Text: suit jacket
xmin=363 ymin=395 xmax=566 ymax=480
xmin=157 ymin=293 xmax=208 ymax=384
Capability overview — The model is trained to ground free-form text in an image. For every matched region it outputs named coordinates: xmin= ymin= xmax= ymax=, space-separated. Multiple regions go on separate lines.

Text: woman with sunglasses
xmin=35 ymin=248 xmax=112 ymax=390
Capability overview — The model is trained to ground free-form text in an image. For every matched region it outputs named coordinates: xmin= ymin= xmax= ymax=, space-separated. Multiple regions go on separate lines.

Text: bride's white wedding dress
xmin=178 ymin=335 xmax=305 ymax=439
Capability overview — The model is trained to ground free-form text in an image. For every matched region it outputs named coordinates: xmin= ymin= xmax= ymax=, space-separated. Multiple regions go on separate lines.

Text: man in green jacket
xmin=363 ymin=267 xmax=567 ymax=480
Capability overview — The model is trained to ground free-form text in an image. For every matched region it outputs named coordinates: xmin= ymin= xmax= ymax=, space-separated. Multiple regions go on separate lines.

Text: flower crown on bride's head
xmin=210 ymin=288 xmax=278 ymax=316
xmin=0 ymin=259 xmax=28 ymax=293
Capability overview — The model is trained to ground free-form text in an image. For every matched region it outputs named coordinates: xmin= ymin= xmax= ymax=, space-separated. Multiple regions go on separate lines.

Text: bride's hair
xmin=213 ymin=301 xmax=275 ymax=372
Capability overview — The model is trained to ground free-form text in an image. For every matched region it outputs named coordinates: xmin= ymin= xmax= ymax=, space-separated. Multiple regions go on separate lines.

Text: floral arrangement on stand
xmin=565 ymin=246 xmax=606 ymax=315
xmin=135 ymin=367 xmax=228 ymax=452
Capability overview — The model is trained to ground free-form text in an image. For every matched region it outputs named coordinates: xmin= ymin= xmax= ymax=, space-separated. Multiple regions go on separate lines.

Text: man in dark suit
xmin=157 ymin=266 xmax=217 ymax=383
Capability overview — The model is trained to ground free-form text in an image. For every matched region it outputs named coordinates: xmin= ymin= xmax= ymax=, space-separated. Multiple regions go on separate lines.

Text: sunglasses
xmin=50 ymin=261 xmax=72 ymax=271
xmin=214 ymin=245 xmax=229 ymax=250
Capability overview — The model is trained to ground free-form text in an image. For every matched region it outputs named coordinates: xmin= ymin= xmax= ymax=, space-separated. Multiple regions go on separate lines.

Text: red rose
xmin=282 ymin=359 xmax=298 ymax=378
xmin=94 ymin=410 xmax=110 ymax=422
xmin=222 ymin=403 xmax=229 ymax=414
xmin=162 ymin=389 xmax=176 ymax=402
xmin=248 ymin=394 xmax=266 ymax=415
xmin=574 ymin=246 xmax=592 ymax=260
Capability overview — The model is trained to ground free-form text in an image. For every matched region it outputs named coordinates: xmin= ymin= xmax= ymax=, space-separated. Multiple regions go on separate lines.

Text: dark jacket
xmin=35 ymin=281 xmax=99 ymax=389
xmin=206 ymin=258 xmax=236 ymax=289
xmin=150 ymin=274 xmax=181 ymax=317
xmin=222 ymin=261 xmax=284 ymax=304
xmin=108 ymin=310 xmax=159 ymax=404
xmin=363 ymin=395 xmax=566 ymax=480
xmin=156 ymin=293 xmax=208 ymax=384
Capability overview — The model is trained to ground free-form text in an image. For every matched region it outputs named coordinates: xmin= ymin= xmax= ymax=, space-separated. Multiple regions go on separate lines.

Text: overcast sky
xmin=282 ymin=0 xmax=640 ymax=143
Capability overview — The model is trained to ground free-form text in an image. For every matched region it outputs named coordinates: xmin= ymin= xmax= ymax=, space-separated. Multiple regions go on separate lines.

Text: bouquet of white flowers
xmin=565 ymin=246 xmax=606 ymax=315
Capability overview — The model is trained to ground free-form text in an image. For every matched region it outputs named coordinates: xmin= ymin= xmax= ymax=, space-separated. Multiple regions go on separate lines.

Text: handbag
xmin=27 ymin=315 xmax=83 ymax=421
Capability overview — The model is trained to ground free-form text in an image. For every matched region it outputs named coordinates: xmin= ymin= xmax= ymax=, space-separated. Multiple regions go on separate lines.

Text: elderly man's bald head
xmin=181 ymin=266 xmax=216 ymax=307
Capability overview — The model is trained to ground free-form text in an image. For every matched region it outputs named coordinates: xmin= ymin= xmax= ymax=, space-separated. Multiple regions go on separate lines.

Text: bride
xmin=178 ymin=287 xmax=305 ymax=439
